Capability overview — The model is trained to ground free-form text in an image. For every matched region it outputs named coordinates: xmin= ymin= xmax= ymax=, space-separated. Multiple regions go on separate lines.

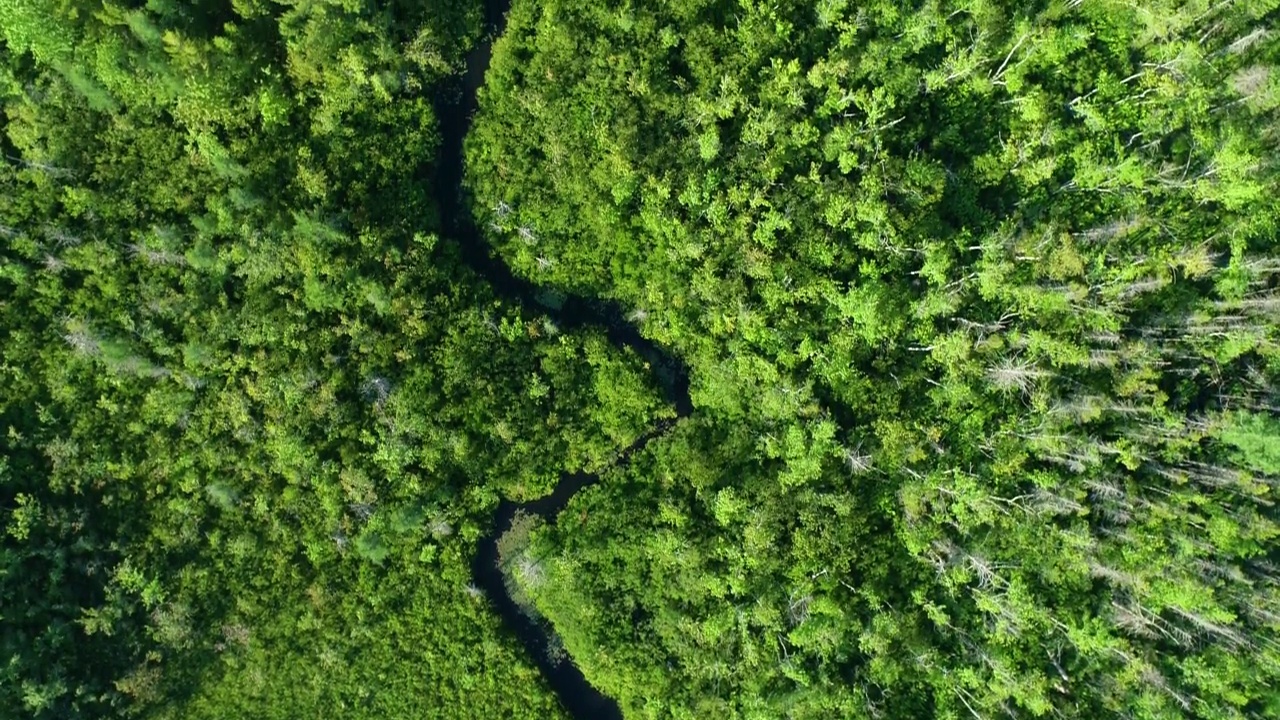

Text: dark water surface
xmin=432 ymin=1 xmax=693 ymax=717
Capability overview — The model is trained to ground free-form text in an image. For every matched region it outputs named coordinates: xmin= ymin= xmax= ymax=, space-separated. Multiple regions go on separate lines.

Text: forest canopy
xmin=4 ymin=0 xmax=1280 ymax=719
xmin=0 ymin=1 xmax=662 ymax=717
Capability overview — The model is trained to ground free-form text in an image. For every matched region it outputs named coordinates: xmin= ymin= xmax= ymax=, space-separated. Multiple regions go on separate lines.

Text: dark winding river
xmin=432 ymin=1 xmax=694 ymax=717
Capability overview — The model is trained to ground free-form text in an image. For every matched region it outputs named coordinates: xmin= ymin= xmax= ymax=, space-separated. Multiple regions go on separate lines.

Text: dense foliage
xmin=1 ymin=1 xmax=666 ymax=718
xmin=4 ymin=0 xmax=1279 ymax=719
xmin=472 ymin=1 xmax=1280 ymax=718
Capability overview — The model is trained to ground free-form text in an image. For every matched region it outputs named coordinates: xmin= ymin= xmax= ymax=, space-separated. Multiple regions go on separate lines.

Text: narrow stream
xmin=432 ymin=1 xmax=694 ymax=717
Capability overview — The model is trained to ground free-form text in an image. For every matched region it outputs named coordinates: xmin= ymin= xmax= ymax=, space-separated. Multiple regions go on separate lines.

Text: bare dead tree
xmin=429 ymin=516 xmax=453 ymax=538
xmin=6 ymin=154 xmax=74 ymax=178
xmin=1169 ymin=606 xmax=1251 ymax=650
xmin=127 ymin=243 xmax=187 ymax=267
xmin=516 ymin=555 xmax=545 ymax=587
xmin=44 ymin=226 xmax=82 ymax=247
xmin=986 ymin=357 xmax=1048 ymax=394
xmin=1088 ymin=561 xmax=1138 ymax=587
xmin=360 ymin=376 xmax=391 ymax=410
xmin=843 ymin=445 xmax=873 ymax=474
xmin=1141 ymin=665 xmax=1193 ymax=711
xmin=787 ymin=592 xmax=812 ymax=626
xmin=63 ymin=325 xmax=102 ymax=356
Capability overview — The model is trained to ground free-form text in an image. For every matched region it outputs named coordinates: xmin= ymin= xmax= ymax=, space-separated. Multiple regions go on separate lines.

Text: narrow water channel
xmin=432 ymin=1 xmax=694 ymax=717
